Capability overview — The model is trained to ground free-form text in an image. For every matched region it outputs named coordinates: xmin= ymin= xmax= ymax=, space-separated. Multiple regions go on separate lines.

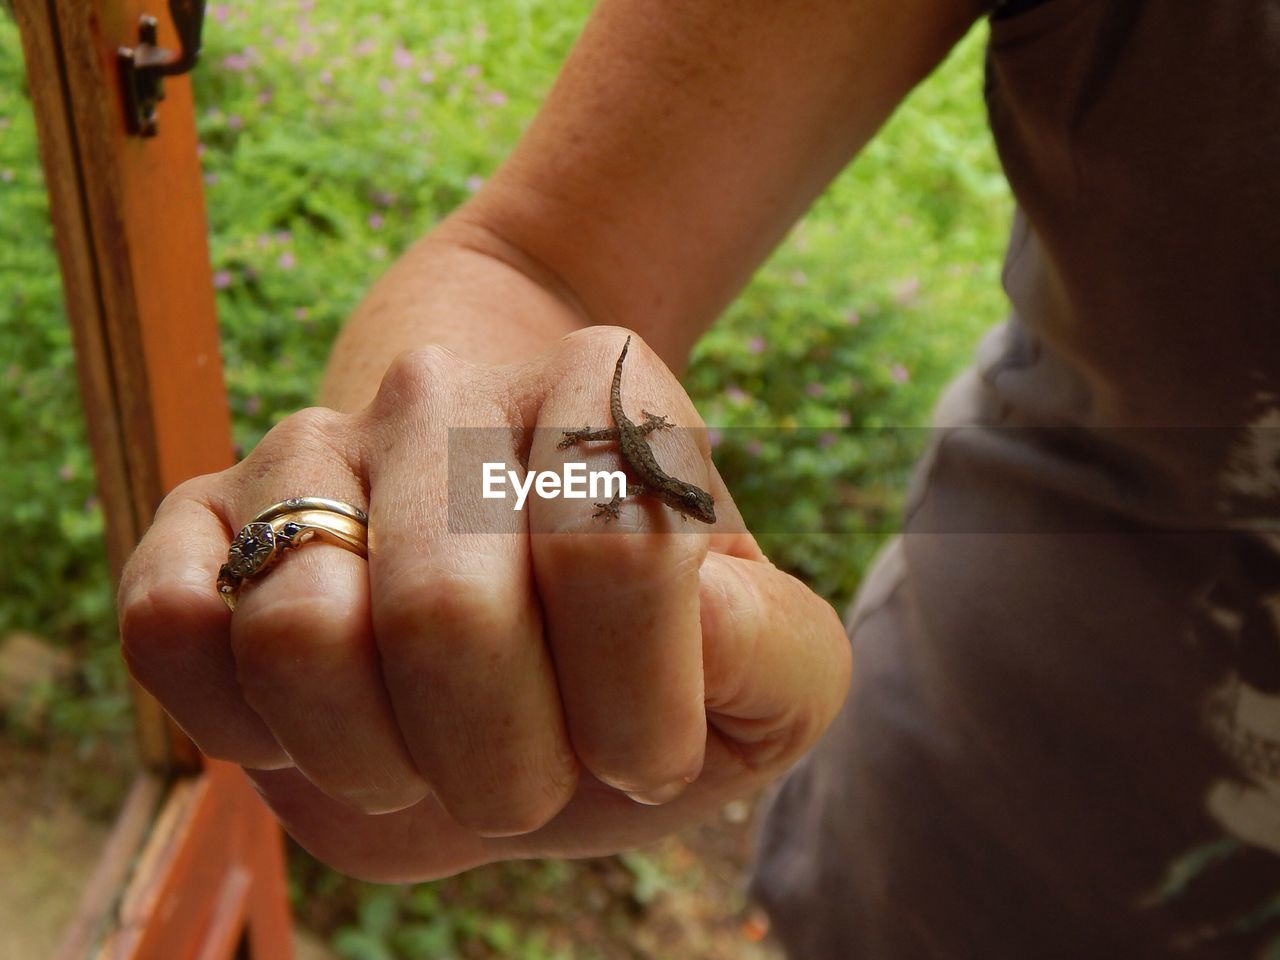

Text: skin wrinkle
xmin=446 ymin=208 xmax=595 ymax=331
xmin=701 ymin=555 xmax=759 ymax=715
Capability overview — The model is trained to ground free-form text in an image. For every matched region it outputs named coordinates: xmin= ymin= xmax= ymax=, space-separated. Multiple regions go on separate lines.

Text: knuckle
xmin=374 ymin=346 xmax=464 ymax=409
xmin=118 ymin=581 xmax=202 ymax=678
xmin=572 ymin=736 xmax=695 ymax=796
xmin=540 ymin=528 xmax=702 ymax=586
xmin=560 ymin=323 xmax=633 ymax=356
xmin=229 ymin=596 xmax=342 ymax=704
xmin=304 ymin=757 xmax=430 ymax=814
xmin=322 ymin=773 xmax=429 ymax=817
xmin=375 ymin=571 xmax=509 ymax=651
xmin=448 ymin=796 xmax=557 ymax=839
xmin=230 ymin=406 xmax=355 ymax=495
xmin=265 ymin=405 xmax=345 ymax=452
xmin=191 ymin=729 xmax=290 ymax=771
xmin=442 ymin=758 xmax=577 ymax=838
xmin=159 ymin=474 xmax=219 ymax=512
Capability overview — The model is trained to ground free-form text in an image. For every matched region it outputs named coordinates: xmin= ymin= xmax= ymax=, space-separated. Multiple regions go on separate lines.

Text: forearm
xmin=321 ymin=0 xmax=979 ymax=412
xmin=319 ymin=213 xmax=593 ymax=412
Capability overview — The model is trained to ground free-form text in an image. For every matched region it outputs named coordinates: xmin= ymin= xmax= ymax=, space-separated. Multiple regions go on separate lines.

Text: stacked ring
xmin=217 ymin=497 xmax=369 ymax=611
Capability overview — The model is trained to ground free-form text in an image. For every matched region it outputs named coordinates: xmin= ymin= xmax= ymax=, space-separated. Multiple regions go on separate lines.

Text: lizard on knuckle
xmin=559 ymin=336 xmax=716 ymax=525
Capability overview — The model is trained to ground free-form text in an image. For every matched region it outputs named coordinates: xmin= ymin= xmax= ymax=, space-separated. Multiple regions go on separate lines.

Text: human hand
xmin=118 ymin=327 xmax=851 ymax=881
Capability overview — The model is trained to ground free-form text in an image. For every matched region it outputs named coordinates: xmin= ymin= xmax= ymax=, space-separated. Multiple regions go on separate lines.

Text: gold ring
xmin=217 ymin=499 xmax=369 ymax=611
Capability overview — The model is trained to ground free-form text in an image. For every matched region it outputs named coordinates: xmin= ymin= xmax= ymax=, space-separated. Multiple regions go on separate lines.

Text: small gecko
xmin=558 ymin=336 xmax=716 ymax=524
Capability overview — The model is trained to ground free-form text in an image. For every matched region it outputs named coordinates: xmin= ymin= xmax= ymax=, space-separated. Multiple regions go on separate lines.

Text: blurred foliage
xmin=0 ymin=27 xmax=128 ymax=747
xmin=2 ymin=0 xmax=1010 ymax=953
xmin=289 ymin=846 xmax=697 ymax=960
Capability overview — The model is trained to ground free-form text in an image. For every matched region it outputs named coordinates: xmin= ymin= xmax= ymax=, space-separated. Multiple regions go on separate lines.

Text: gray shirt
xmin=752 ymin=1 xmax=1280 ymax=955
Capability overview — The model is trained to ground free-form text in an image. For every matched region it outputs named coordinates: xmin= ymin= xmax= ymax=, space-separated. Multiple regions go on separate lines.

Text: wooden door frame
xmin=13 ymin=1 xmax=294 ymax=956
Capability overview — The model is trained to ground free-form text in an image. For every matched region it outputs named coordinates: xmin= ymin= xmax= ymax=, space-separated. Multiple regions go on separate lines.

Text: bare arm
xmin=320 ymin=0 xmax=985 ymax=410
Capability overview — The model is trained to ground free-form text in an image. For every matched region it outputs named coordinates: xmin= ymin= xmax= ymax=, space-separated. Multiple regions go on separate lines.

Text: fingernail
xmin=624 ymin=778 xmax=690 ymax=806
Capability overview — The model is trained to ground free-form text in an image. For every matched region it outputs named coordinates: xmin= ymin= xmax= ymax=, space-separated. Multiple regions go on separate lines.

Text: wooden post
xmin=13 ymin=0 xmax=295 ymax=955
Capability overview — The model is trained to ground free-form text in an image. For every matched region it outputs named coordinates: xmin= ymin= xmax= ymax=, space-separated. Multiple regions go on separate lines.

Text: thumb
xmin=699 ymin=550 xmax=853 ymax=771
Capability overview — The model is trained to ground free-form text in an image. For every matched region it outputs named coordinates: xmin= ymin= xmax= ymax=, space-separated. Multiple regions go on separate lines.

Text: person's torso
xmin=976 ymin=0 xmax=1280 ymax=527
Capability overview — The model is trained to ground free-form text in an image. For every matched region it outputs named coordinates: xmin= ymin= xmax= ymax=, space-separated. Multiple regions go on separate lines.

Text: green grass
xmin=1 ymin=1 xmax=1012 ymax=954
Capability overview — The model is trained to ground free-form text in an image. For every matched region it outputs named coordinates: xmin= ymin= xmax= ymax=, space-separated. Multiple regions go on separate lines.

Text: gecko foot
xmin=639 ymin=410 xmax=674 ymax=434
xmin=557 ymin=427 xmax=588 ymax=450
xmin=592 ymin=495 xmax=624 ymax=522
xmin=559 ymin=425 xmax=620 ymax=449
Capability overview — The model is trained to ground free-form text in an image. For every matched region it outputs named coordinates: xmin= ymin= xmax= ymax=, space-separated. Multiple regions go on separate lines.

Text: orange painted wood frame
xmin=13 ymin=0 xmax=294 ymax=956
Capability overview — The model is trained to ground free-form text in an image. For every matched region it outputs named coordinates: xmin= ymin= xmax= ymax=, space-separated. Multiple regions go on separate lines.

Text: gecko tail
xmin=612 ymin=335 xmax=630 ymax=398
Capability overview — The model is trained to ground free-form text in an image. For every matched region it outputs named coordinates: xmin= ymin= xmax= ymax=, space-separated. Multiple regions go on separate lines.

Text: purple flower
xmin=275 ymin=231 xmax=292 ymax=244
xmin=487 ymin=90 xmax=508 ymax=106
xmin=892 ymin=277 xmax=921 ymax=305
xmin=84 ymin=495 xmax=98 ymax=514
xmin=789 ymin=270 xmax=808 ymax=286
xmin=708 ymin=428 xmax=723 ymax=449
xmin=221 ymin=51 xmax=253 ymax=72
xmin=818 ymin=432 xmax=837 ymax=448
xmin=746 ymin=440 xmax=764 ymax=459
xmin=257 ymin=90 xmax=273 ymax=105
xmin=393 ymin=46 xmax=414 ymax=69
xmin=213 ymin=270 xmax=232 ymax=289
xmin=278 ymin=251 xmax=296 ymax=271
xmin=465 ymin=175 xmax=485 ymax=192
xmin=378 ymin=78 xmax=394 ymax=95
xmin=889 ymin=363 xmax=910 ymax=384
xmin=58 ymin=464 xmax=74 ymax=482
xmin=806 ymin=382 xmax=825 ymax=398
xmin=726 ymin=386 xmax=749 ymax=404
xmin=244 ymin=396 xmax=262 ymax=416
xmin=418 ymin=69 xmax=436 ymax=84
xmin=204 ymin=172 xmax=219 ymax=186
xmin=0 ymin=170 xmax=13 ymax=184
xmin=372 ymin=190 xmax=397 ymax=207
xmin=463 ymin=64 xmax=481 ymax=79
xmin=227 ymin=114 xmax=243 ymax=131
xmin=294 ymin=307 xmax=309 ymax=320
xmin=747 ymin=336 xmax=766 ymax=355
xmin=845 ymin=309 xmax=861 ymax=326
xmin=319 ymin=70 xmax=334 ymax=85
xmin=354 ymin=39 xmax=376 ymax=57
xmin=212 ymin=4 xmax=229 ymax=23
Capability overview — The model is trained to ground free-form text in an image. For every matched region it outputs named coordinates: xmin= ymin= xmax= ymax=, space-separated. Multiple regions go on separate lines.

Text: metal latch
xmin=117 ymin=0 xmax=207 ymax=137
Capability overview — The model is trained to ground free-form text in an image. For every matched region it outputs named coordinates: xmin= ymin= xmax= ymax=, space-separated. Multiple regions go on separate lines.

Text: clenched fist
xmin=118 ymin=328 xmax=851 ymax=882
